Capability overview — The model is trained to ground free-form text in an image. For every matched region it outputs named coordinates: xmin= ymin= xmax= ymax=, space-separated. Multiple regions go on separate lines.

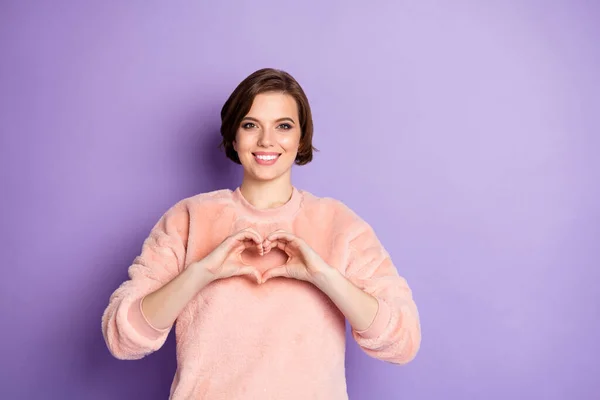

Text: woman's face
xmin=234 ymin=92 xmax=301 ymax=183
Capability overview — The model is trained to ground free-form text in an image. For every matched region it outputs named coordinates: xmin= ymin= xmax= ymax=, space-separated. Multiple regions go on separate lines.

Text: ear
xmin=232 ymin=139 xmax=238 ymax=152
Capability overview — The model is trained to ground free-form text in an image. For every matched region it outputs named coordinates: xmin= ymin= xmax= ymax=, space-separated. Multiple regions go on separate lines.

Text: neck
xmin=239 ymin=173 xmax=294 ymax=210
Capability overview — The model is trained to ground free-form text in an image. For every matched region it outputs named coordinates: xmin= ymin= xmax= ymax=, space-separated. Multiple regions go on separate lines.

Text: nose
xmin=257 ymin=127 xmax=274 ymax=147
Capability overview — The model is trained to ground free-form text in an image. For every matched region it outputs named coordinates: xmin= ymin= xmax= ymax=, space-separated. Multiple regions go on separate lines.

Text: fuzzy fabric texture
xmin=101 ymin=187 xmax=421 ymax=399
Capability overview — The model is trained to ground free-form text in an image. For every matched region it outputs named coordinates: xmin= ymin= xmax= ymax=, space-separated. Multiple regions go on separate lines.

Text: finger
xmin=262 ymin=239 xmax=277 ymax=253
xmin=240 ymin=228 xmax=263 ymax=243
xmin=274 ymin=241 xmax=288 ymax=253
xmin=272 ymin=238 xmax=302 ymax=255
xmin=230 ymin=238 xmax=257 ymax=254
xmin=231 ymin=229 xmax=262 ymax=246
xmin=262 ymin=266 xmax=288 ymax=282
xmin=241 ymin=228 xmax=266 ymax=255
xmin=266 ymin=229 xmax=289 ymax=238
xmin=241 ymin=239 xmax=263 ymax=253
xmin=236 ymin=266 xmax=261 ymax=283
xmin=262 ymin=242 xmax=271 ymax=255
xmin=267 ymin=231 xmax=300 ymax=245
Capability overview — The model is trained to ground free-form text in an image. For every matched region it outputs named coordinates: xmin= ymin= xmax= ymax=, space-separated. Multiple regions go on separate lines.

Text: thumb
xmin=236 ymin=266 xmax=260 ymax=283
xmin=262 ymin=266 xmax=288 ymax=283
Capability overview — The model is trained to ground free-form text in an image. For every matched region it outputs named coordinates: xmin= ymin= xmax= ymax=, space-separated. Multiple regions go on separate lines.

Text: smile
xmin=253 ymin=153 xmax=280 ymax=165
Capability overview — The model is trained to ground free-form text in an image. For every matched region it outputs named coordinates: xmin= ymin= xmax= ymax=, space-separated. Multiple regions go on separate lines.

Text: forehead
xmin=245 ymin=92 xmax=299 ymax=119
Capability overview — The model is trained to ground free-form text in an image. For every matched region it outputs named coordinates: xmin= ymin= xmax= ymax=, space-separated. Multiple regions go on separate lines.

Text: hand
xmin=261 ymin=230 xmax=332 ymax=284
xmin=196 ymin=228 xmax=263 ymax=282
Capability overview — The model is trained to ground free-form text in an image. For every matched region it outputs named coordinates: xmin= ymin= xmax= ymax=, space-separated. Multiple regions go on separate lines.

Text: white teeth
xmin=256 ymin=155 xmax=277 ymax=161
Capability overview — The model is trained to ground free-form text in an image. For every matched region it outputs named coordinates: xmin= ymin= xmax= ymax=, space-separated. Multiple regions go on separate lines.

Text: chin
xmin=243 ymin=163 xmax=292 ymax=182
xmin=240 ymin=157 xmax=293 ymax=182
xmin=251 ymin=170 xmax=285 ymax=182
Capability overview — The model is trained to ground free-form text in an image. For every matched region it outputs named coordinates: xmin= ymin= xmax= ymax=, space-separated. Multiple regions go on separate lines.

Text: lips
xmin=253 ymin=152 xmax=281 ymax=165
xmin=254 ymin=154 xmax=279 ymax=161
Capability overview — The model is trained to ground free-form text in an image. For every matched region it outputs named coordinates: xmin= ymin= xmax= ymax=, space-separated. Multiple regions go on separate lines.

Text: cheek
xmin=234 ymin=134 xmax=251 ymax=154
xmin=279 ymin=133 xmax=301 ymax=151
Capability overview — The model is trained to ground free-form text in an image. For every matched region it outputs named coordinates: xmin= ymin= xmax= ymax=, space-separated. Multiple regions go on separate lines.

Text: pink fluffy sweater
xmin=102 ymin=187 xmax=421 ymax=399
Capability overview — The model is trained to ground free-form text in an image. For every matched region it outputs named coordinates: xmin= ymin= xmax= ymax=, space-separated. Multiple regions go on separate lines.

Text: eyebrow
xmin=242 ymin=117 xmax=296 ymax=124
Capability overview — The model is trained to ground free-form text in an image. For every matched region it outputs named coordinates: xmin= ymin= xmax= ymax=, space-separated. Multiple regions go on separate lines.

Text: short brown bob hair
xmin=219 ymin=68 xmax=316 ymax=165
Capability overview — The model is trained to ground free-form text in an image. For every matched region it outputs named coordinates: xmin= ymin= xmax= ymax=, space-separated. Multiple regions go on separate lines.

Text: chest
xmin=196 ymin=275 xmax=344 ymax=336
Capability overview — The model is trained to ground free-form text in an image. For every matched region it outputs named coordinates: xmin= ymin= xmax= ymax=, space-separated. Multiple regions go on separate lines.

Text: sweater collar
xmin=232 ymin=186 xmax=303 ymax=219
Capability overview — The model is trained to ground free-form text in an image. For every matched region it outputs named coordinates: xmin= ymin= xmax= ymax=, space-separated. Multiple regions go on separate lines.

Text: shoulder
xmin=300 ymin=189 xmax=384 ymax=252
xmin=161 ymin=188 xmax=236 ymax=219
xmin=298 ymin=189 xmax=371 ymax=234
xmin=185 ymin=188 xmax=235 ymax=207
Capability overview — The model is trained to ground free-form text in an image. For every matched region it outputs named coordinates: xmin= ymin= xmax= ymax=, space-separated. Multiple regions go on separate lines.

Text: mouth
xmin=253 ymin=152 xmax=281 ymax=165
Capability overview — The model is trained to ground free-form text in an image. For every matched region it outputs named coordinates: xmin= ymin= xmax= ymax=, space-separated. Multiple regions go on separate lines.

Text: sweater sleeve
xmin=344 ymin=220 xmax=421 ymax=364
xmin=101 ymin=203 xmax=189 ymax=360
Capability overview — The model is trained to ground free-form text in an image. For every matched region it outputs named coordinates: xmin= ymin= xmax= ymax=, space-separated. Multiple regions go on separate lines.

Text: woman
xmin=102 ymin=68 xmax=421 ymax=399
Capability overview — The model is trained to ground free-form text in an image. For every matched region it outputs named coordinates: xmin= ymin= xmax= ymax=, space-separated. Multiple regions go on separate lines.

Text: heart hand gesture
xmin=199 ymin=228 xmax=263 ymax=283
xmin=261 ymin=230 xmax=330 ymax=284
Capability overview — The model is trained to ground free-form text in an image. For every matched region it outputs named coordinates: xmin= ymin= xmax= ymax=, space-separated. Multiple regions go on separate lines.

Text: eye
xmin=278 ymin=123 xmax=292 ymax=130
xmin=242 ymin=122 xmax=256 ymax=129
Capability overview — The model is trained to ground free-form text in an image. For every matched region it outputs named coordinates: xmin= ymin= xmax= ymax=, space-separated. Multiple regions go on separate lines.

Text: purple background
xmin=1 ymin=1 xmax=598 ymax=399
